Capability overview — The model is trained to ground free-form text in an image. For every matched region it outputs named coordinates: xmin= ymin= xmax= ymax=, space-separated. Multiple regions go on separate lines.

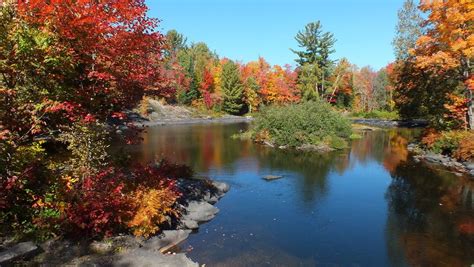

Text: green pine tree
xmin=221 ymin=60 xmax=244 ymax=115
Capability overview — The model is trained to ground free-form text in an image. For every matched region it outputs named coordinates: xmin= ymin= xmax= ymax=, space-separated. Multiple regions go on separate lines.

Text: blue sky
xmin=146 ymin=0 xmax=405 ymax=70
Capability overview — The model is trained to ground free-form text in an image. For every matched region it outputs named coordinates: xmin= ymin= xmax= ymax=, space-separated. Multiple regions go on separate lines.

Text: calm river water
xmin=128 ymin=122 xmax=474 ymax=266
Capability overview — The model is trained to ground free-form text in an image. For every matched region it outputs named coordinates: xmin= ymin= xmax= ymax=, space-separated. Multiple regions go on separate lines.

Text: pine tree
xmin=291 ymin=21 xmax=336 ymax=100
xmin=221 ymin=60 xmax=244 ymax=115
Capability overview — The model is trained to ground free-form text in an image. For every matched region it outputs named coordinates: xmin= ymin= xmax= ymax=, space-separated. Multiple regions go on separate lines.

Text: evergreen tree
xmin=291 ymin=21 xmax=336 ymax=100
xmin=164 ymin=30 xmax=187 ymax=58
xmin=221 ymin=60 xmax=244 ymax=115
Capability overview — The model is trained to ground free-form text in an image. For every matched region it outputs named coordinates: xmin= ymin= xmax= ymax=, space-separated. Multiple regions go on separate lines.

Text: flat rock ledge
xmin=4 ymin=180 xmax=230 ymax=266
xmin=408 ymin=144 xmax=474 ymax=177
xmin=0 ymin=241 xmax=40 ymax=265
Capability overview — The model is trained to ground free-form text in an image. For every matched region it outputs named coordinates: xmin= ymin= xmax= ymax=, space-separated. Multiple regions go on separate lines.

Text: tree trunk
xmin=468 ymin=89 xmax=474 ymax=130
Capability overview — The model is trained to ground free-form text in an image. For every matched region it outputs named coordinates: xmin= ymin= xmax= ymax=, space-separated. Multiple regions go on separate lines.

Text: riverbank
xmin=351 ymin=118 xmax=428 ymax=128
xmin=0 ymin=178 xmax=230 ymax=266
xmin=408 ymin=144 xmax=474 ymax=177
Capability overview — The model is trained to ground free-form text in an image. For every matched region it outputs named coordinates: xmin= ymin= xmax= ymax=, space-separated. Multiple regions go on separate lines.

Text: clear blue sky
xmin=146 ymin=0 xmax=405 ymax=70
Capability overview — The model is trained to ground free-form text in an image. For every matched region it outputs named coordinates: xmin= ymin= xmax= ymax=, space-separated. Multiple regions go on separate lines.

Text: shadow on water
xmin=127 ymin=123 xmax=474 ymax=266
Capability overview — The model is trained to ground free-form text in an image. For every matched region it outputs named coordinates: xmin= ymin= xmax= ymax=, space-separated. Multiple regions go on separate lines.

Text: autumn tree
xmin=327 ymin=58 xmax=354 ymax=107
xmin=221 ymin=60 xmax=244 ymax=115
xmin=393 ymin=0 xmax=473 ymax=129
xmin=353 ymin=66 xmax=377 ymax=112
xmin=415 ymin=0 xmax=474 ymax=129
xmin=292 ymin=21 xmax=336 ymax=100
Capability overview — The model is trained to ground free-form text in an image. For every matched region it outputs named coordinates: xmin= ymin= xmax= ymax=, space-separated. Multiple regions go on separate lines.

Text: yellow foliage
xmin=127 ymin=186 xmax=180 ymax=237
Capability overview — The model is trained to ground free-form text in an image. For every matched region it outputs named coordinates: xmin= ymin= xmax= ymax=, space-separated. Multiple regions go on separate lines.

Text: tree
xmin=373 ymin=69 xmax=390 ymax=110
xmin=353 ymin=66 xmax=377 ymax=112
xmin=291 ymin=21 xmax=336 ymax=99
xmin=392 ymin=0 xmax=423 ymax=60
xmin=164 ymin=30 xmax=187 ymax=58
xmin=243 ymin=77 xmax=260 ymax=113
xmin=415 ymin=0 xmax=474 ymax=129
xmin=327 ymin=58 xmax=354 ymax=107
xmin=221 ymin=60 xmax=244 ymax=115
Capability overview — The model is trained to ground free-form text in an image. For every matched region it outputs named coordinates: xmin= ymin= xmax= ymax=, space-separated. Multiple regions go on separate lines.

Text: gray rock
xmin=143 ymin=230 xmax=191 ymax=253
xmin=203 ymin=192 xmax=219 ymax=204
xmin=181 ymin=219 xmax=199 ymax=230
xmin=114 ymin=248 xmax=198 ymax=267
xmin=212 ymin=181 xmax=230 ymax=194
xmin=263 ymin=175 xmax=283 ymax=181
xmin=89 ymin=240 xmax=113 ymax=254
xmin=424 ymin=153 xmax=444 ymax=163
xmin=464 ymin=162 xmax=474 ymax=171
xmin=183 ymin=201 xmax=219 ymax=223
xmin=0 ymin=241 xmax=40 ymax=264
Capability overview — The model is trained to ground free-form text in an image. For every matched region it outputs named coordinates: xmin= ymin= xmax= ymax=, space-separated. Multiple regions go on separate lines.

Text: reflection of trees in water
xmin=350 ymin=129 xmax=419 ymax=173
xmin=135 ymin=123 xmax=251 ymax=173
xmin=385 ymin=160 xmax=474 ymax=266
xmin=255 ymin=147 xmax=350 ymax=204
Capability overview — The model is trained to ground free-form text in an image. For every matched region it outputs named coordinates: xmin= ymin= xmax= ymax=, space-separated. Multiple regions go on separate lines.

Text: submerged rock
xmin=263 ymin=175 xmax=283 ymax=181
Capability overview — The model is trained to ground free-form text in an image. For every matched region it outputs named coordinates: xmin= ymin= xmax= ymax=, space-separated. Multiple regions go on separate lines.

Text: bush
xmin=421 ymin=129 xmax=474 ymax=161
xmin=252 ymin=101 xmax=352 ymax=149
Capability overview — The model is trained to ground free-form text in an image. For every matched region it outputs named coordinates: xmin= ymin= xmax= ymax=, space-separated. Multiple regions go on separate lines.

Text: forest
xmin=0 ymin=0 xmax=472 ymax=257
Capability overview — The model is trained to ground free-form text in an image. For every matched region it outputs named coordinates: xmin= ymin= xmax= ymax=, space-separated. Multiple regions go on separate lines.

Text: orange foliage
xmin=128 ymin=186 xmax=180 ymax=237
xmin=453 ymin=131 xmax=474 ymax=161
xmin=444 ymin=94 xmax=469 ymax=129
xmin=420 ymin=128 xmax=441 ymax=147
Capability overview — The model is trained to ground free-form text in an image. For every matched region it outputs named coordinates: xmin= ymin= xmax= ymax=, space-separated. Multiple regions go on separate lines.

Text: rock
xmin=263 ymin=141 xmax=274 ymax=148
xmin=183 ymin=201 xmax=219 ymax=223
xmin=464 ymin=162 xmax=474 ymax=171
xmin=143 ymin=230 xmax=191 ymax=253
xmin=203 ymin=192 xmax=219 ymax=204
xmin=424 ymin=153 xmax=444 ymax=163
xmin=181 ymin=219 xmax=199 ymax=230
xmin=0 ymin=241 xmax=40 ymax=264
xmin=297 ymin=144 xmax=333 ymax=152
xmin=89 ymin=240 xmax=113 ymax=254
xmin=114 ymin=248 xmax=198 ymax=267
xmin=263 ymin=175 xmax=283 ymax=181
xmin=212 ymin=181 xmax=230 ymax=195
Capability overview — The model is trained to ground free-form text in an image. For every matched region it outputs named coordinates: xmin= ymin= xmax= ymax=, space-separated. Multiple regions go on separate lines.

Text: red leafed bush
xmin=65 ymin=168 xmax=133 ymax=237
xmin=64 ymin=162 xmax=186 ymax=238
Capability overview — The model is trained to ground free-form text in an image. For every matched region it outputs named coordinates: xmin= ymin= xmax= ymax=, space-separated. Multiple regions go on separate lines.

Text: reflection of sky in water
xmin=127 ymin=123 xmax=474 ymax=266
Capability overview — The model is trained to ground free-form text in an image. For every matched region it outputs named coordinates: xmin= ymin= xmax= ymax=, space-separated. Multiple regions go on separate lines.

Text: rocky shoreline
xmin=0 ymin=178 xmax=230 ymax=266
xmin=408 ymin=144 xmax=474 ymax=177
xmin=351 ymin=118 xmax=428 ymax=128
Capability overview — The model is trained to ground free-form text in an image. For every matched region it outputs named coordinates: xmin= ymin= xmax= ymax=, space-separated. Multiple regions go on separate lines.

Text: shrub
xmin=453 ymin=132 xmax=474 ymax=162
xmin=128 ymin=186 xmax=180 ymax=237
xmin=253 ymin=101 xmax=352 ymax=149
xmin=421 ymin=130 xmax=474 ymax=161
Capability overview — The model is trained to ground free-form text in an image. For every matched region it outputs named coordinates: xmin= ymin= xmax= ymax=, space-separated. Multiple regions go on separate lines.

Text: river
xmin=127 ymin=122 xmax=474 ymax=266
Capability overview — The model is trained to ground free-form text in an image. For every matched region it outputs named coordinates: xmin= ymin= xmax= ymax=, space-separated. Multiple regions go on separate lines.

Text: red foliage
xmin=65 ymin=168 xmax=133 ymax=237
xmin=17 ymin=0 xmax=165 ymax=118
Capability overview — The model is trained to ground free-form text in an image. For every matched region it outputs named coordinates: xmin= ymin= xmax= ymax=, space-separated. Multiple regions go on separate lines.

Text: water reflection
xmin=128 ymin=123 xmax=473 ymax=266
